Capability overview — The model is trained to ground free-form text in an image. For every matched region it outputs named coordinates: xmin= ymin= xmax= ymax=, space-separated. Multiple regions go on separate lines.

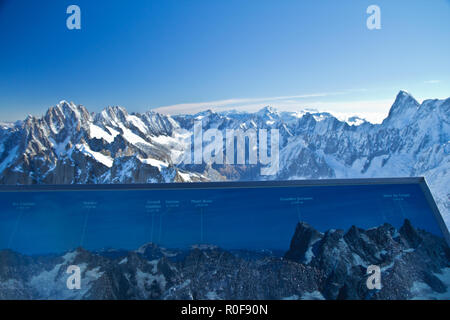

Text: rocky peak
xmin=257 ymin=106 xmax=277 ymax=115
xmin=383 ymin=90 xmax=420 ymax=126
xmin=344 ymin=225 xmax=362 ymax=239
xmin=96 ymin=106 xmax=129 ymax=127
xmin=284 ymin=222 xmax=323 ymax=262
xmin=399 ymin=219 xmax=422 ymax=248
xmin=41 ymin=101 xmax=91 ymax=136
xmin=141 ymin=111 xmax=179 ymax=136
xmin=255 ymin=106 xmax=280 ymax=124
xmin=136 ymin=242 xmax=165 ymax=260
xmin=58 ymin=101 xmax=90 ymax=122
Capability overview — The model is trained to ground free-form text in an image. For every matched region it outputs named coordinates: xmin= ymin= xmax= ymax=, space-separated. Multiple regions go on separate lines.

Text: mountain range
xmin=0 ymin=91 xmax=449 ymax=225
xmin=1 ymin=220 xmax=448 ymax=299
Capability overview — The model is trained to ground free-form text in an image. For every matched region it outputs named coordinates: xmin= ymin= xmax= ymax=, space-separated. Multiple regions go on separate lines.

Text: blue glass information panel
xmin=0 ymin=178 xmax=449 ymax=300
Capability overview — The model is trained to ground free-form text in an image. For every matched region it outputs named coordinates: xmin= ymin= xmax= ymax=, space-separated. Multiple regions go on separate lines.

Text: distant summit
xmin=0 ymin=92 xmax=449 ymax=226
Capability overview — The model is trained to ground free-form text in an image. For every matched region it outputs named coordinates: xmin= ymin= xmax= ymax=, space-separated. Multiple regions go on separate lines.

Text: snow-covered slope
xmin=0 ymin=91 xmax=448 ymax=225
xmin=0 ymin=101 xmax=204 ymax=184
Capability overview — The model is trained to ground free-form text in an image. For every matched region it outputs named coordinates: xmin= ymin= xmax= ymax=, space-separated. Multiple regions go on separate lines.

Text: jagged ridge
xmin=0 ymin=91 xmax=448 ymax=225
xmin=0 ymin=220 xmax=448 ymax=300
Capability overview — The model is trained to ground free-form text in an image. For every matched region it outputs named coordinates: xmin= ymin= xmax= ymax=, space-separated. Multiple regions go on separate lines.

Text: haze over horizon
xmin=1 ymin=90 xmax=448 ymax=125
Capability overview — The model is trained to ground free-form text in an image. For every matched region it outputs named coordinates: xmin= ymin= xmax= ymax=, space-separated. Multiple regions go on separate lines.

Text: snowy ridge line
xmin=0 ymin=91 xmax=448 ymax=226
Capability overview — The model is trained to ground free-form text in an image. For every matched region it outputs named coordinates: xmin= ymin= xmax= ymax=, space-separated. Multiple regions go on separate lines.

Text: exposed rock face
xmin=284 ymin=222 xmax=322 ymax=263
xmin=0 ymin=101 xmax=206 ymax=185
xmin=284 ymin=220 xmax=450 ymax=300
xmin=0 ymin=91 xmax=448 ymax=225
xmin=1 ymin=220 xmax=448 ymax=300
xmin=399 ymin=219 xmax=423 ymax=248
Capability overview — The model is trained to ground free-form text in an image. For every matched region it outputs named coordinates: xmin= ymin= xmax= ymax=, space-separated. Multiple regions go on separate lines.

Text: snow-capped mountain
xmin=0 ymin=101 xmax=205 ymax=185
xmin=1 ymin=220 xmax=448 ymax=299
xmin=0 ymin=91 xmax=448 ymax=224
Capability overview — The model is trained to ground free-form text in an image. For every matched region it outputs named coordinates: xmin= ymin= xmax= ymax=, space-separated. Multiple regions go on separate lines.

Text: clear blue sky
xmin=0 ymin=0 xmax=449 ymax=121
